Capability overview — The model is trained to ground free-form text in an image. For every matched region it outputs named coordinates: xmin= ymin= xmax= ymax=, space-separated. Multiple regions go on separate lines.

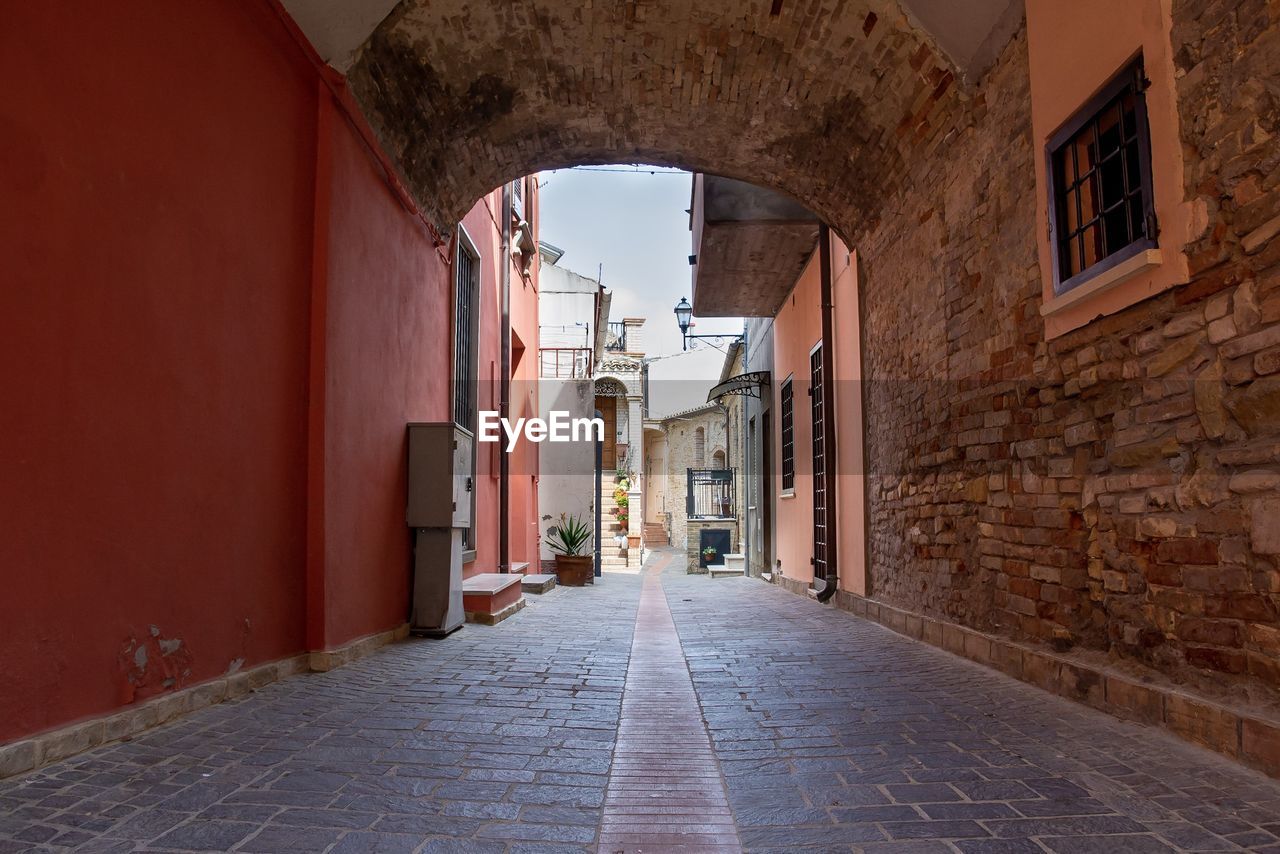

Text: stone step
xmin=520 ymin=573 xmax=556 ymax=594
xmin=510 ymin=561 xmax=530 ymax=576
xmin=707 ymin=564 xmax=745 ymax=578
xmin=720 ymin=553 xmax=745 ymax=569
xmin=462 ymin=573 xmax=525 ymax=624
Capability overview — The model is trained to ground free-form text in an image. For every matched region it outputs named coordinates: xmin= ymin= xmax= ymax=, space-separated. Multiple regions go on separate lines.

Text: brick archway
xmin=344 ymin=0 xmax=984 ymax=238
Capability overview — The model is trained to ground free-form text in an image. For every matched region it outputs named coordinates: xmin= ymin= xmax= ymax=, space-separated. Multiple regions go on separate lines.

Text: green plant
xmin=545 ymin=513 xmax=592 ymax=556
xmin=702 ymin=545 xmax=717 ymax=560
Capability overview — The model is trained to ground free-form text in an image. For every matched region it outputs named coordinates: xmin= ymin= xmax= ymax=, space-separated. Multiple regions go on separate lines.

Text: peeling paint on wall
xmin=117 ymin=626 xmax=193 ymax=704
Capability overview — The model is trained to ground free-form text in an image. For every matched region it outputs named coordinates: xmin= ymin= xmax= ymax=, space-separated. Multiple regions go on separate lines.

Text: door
xmin=761 ymin=409 xmax=773 ymax=572
xmin=596 ymin=396 xmax=617 ymax=470
xmin=810 ymin=344 xmax=828 ymax=582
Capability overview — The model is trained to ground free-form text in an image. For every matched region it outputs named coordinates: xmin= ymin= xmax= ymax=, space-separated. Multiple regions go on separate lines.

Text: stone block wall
xmin=860 ymin=8 xmax=1280 ymax=705
xmin=686 ymin=518 xmax=739 ymax=574
xmin=658 ymin=407 xmax=731 ymax=548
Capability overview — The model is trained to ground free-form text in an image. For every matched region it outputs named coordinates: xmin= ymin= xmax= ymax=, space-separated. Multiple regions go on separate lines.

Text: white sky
xmin=537 ymin=166 xmax=744 ymax=363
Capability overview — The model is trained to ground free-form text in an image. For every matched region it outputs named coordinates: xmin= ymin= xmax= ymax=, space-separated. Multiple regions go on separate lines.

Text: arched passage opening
xmin=278 ymin=0 xmax=1280 ymax=712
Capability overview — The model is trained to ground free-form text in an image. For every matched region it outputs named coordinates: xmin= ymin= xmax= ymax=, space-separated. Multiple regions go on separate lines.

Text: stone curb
xmin=770 ymin=575 xmax=1280 ymax=779
xmin=0 ymin=623 xmax=410 ymax=780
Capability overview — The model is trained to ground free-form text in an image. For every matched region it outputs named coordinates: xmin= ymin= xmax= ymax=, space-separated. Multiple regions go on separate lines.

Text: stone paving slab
xmin=2 ymin=549 xmax=1280 ymax=852
xmin=660 ymin=566 xmax=1280 ymax=853
xmin=0 ymin=579 xmax=642 ymax=853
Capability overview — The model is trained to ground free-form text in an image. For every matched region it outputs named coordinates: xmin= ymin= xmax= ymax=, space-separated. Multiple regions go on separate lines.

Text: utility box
xmin=407 ymin=423 xmax=473 ymax=529
xmin=406 ymin=423 xmax=473 ymax=637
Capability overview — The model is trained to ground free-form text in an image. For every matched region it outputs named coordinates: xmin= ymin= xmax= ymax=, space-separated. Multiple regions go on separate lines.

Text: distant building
xmin=536 ymin=244 xmax=648 ymax=572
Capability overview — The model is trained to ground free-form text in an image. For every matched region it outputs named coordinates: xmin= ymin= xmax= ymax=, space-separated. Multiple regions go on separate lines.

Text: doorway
xmin=595 ymin=395 xmax=617 ymax=471
xmin=810 ymin=343 xmax=828 ymax=583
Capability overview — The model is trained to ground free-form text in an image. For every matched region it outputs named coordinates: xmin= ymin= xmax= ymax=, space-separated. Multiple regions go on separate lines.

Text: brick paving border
xmin=598 ymin=552 xmax=742 ymax=853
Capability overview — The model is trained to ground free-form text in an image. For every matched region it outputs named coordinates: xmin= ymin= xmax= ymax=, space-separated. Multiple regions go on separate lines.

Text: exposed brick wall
xmin=861 ymin=10 xmax=1280 ymax=704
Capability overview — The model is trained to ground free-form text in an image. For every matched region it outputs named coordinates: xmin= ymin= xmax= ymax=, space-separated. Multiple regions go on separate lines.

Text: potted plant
xmin=702 ymin=545 xmax=718 ymax=565
xmin=545 ymin=513 xmax=594 ymax=586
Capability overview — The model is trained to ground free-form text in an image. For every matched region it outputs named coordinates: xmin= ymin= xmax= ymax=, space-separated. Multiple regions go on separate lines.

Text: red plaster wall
xmin=317 ymin=90 xmax=453 ymax=646
xmin=457 ymin=191 xmax=541 ymax=575
xmin=0 ymin=1 xmax=534 ymax=744
xmin=0 ymin=1 xmax=316 ymax=740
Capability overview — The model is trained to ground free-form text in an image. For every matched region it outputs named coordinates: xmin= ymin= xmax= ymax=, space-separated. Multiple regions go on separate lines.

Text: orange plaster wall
xmin=831 ymin=248 xmax=867 ymax=597
xmin=1027 ymin=0 xmax=1195 ymax=338
xmin=770 ymin=236 xmax=866 ymax=591
xmin=772 ymin=253 xmax=821 ymax=586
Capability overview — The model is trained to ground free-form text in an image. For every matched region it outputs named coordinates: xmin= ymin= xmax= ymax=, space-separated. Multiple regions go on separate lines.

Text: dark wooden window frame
xmin=1046 ymin=55 xmax=1158 ymax=296
xmin=779 ymin=375 xmax=795 ymax=493
xmin=453 ymin=225 xmax=481 ymax=553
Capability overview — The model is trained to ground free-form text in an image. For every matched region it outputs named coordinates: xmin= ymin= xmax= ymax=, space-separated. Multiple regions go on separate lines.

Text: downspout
xmin=500 ymin=182 xmax=512 ymax=572
xmin=816 ymin=224 xmax=839 ymax=603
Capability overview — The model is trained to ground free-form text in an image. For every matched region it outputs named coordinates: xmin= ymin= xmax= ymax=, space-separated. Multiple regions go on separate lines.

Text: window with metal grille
xmin=453 ymin=234 xmax=479 ymax=432
xmin=1048 ymin=58 xmax=1157 ymax=294
xmin=453 ymin=229 xmax=480 ymax=551
xmin=780 ymin=378 xmax=794 ymax=492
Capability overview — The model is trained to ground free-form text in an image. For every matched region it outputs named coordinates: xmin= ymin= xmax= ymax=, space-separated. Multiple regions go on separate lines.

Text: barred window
xmin=453 ymin=233 xmax=479 ymax=432
xmin=1048 ymin=58 xmax=1157 ymax=294
xmin=453 ymin=228 xmax=480 ymax=551
xmin=780 ymin=378 xmax=795 ymax=492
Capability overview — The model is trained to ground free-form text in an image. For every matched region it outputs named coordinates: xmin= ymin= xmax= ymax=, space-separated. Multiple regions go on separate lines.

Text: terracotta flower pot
xmin=553 ymin=554 xmax=594 ymax=586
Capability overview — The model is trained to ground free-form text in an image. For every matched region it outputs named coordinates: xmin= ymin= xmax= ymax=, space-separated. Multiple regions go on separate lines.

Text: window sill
xmin=462 ymin=550 xmax=477 ymax=564
xmin=1041 ymin=248 xmax=1163 ymax=318
xmin=779 ymin=489 xmax=796 ymax=500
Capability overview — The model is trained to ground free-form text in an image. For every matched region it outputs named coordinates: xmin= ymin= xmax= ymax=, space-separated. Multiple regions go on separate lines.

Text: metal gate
xmin=810 ymin=344 xmax=828 ymax=582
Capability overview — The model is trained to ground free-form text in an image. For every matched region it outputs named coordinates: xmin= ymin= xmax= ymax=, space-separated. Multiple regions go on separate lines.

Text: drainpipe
xmin=816 ymin=224 xmax=839 ymax=603
xmin=500 ymin=182 xmax=512 ymax=572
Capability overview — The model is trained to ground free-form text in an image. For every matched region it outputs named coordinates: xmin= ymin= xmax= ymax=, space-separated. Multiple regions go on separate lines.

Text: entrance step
xmin=462 ymin=573 xmax=524 ymax=624
xmin=707 ymin=564 xmax=746 ymax=578
xmin=520 ymin=573 xmax=556 ymax=594
xmin=720 ymin=553 xmax=745 ymax=570
xmin=509 ymin=561 xmax=530 ymax=576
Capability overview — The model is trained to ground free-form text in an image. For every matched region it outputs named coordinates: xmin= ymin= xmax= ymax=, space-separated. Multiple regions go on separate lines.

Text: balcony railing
xmin=687 ymin=468 xmax=735 ymax=519
xmin=539 ymin=347 xmax=593 ymax=379
xmin=605 ymin=322 xmax=627 ymax=352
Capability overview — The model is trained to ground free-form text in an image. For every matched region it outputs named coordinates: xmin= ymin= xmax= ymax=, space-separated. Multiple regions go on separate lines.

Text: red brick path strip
xmin=598 ymin=553 xmax=742 ymax=853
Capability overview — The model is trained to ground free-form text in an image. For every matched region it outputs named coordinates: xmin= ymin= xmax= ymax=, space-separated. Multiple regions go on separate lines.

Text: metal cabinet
xmin=406 ymin=423 xmax=473 ymax=637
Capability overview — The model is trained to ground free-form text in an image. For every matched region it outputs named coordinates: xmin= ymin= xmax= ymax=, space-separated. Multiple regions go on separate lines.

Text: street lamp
xmin=673 ymin=296 xmax=743 ymax=351
xmin=674 ymin=297 xmax=693 ymax=343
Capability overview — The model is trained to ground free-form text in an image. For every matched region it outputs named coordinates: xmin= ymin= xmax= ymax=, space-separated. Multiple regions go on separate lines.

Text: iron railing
xmin=687 ymin=468 xmax=735 ymax=519
xmin=605 ymin=322 xmax=627 ymax=352
xmin=538 ymin=347 xmax=593 ymax=379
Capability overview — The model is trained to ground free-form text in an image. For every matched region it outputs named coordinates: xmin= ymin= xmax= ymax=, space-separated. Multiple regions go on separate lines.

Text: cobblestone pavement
xmin=662 ymin=568 xmax=1280 ymax=853
xmin=2 ymin=549 xmax=1279 ymax=852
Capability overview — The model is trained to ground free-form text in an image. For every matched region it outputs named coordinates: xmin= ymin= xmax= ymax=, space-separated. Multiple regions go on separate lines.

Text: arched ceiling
xmin=281 ymin=0 xmax=1024 ymax=236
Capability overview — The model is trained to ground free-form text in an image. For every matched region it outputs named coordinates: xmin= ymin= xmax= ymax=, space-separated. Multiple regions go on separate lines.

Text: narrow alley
xmin=3 ymin=554 xmax=1277 ymax=853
